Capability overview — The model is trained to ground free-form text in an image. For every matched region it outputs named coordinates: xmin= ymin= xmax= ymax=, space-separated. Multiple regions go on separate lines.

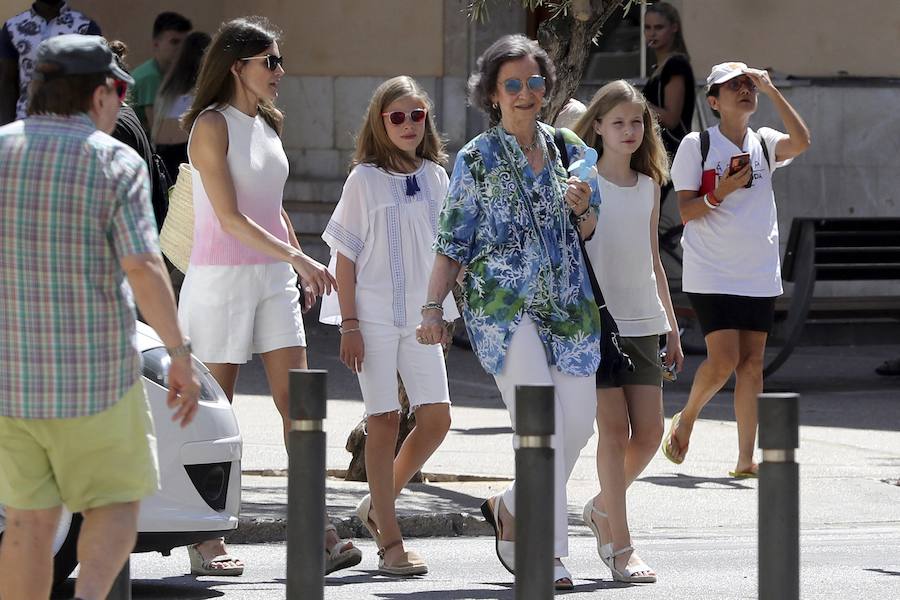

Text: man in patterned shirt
xmin=0 ymin=35 xmax=199 ymax=600
xmin=0 ymin=0 xmax=101 ymax=125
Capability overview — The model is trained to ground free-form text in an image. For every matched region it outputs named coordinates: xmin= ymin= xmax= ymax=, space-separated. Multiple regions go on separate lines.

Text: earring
xmin=492 ymin=103 xmax=498 ymax=110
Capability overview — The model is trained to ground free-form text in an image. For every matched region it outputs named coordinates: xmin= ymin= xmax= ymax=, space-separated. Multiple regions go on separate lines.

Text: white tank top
xmin=585 ymin=172 xmax=671 ymax=337
xmin=187 ymin=104 xmax=290 ymax=265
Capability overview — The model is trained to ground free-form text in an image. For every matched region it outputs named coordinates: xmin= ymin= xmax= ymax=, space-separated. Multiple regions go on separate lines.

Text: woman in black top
xmin=642 ymin=2 xmax=694 ymax=159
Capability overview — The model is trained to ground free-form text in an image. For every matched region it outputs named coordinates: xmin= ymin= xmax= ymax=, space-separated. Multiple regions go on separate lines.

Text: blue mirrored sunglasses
xmin=502 ymin=75 xmax=545 ymax=95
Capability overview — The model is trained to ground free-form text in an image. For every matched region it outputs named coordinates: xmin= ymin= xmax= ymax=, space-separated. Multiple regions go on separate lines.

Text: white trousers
xmin=492 ymin=317 xmax=597 ymax=558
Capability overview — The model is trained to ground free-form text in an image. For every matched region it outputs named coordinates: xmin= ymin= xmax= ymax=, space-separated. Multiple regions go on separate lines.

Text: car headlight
xmin=140 ymin=347 xmax=227 ymax=404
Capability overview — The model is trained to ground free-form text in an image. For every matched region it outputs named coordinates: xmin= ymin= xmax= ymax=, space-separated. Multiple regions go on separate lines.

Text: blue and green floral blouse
xmin=434 ymin=122 xmax=602 ymax=376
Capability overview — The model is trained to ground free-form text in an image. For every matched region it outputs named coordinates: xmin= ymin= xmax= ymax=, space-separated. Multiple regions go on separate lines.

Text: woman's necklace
xmin=519 ymin=134 xmax=539 ymax=153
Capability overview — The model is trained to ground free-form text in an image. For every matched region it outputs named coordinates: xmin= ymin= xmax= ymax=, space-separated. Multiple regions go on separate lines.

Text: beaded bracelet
xmin=421 ymin=301 xmax=444 ymax=314
xmin=341 ymin=317 xmax=359 ymax=326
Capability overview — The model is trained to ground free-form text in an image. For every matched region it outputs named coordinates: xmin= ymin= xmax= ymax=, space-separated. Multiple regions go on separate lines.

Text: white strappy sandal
xmin=607 ymin=545 xmax=657 ymax=583
xmin=582 ymin=499 xmax=614 ymax=569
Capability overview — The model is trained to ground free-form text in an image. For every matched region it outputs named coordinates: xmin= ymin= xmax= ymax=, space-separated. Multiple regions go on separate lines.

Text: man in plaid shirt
xmin=0 ymin=35 xmax=199 ymax=600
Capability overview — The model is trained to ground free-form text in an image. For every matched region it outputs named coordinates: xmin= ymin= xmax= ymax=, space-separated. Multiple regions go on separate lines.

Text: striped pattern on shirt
xmin=0 ymin=114 xmax=158 ymax=419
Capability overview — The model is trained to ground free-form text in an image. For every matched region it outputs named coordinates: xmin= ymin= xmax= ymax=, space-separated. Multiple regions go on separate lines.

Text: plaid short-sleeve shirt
xmin=0 ymin=114 xmax=158 ymax=419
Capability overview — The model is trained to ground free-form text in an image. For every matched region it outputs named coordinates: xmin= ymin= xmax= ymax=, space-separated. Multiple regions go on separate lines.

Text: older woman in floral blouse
xmin=417 ymin=34 xmax=601 ymax=590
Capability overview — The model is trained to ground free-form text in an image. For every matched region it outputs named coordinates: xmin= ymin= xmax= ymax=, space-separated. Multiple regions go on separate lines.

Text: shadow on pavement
xmin=637 ymin=473 xmax=755 ymax=490
xmin=864 ymin=568 xmax=900 ymax=577
xmin=403 ymin=482 xmax=486 ymax=512
xmin=52 ymin=576 xmax=226 ymax=599
xmin=451 ymin=426 xmax=513 ymax=436
xmin=370 ymin=582 xmax=513 ymax=599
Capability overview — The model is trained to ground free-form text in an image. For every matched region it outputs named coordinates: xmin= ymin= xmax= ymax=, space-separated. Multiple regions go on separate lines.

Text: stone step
xmin=295 ymin=234 xmax=330 ymax=265
xmin=285 ymin=199 xmax=334 ymax=237
xmin=283 ymin=177 xmax=344 ymax=205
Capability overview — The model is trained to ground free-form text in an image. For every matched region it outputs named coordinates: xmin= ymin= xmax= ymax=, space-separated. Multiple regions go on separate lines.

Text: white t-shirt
xmin=585 ymin=173 xmax=670 ymax=337
xmin=670 ymin=126 xmax=793 ymax=297
xmin=319 ymin=161 xmax=460 ymax=328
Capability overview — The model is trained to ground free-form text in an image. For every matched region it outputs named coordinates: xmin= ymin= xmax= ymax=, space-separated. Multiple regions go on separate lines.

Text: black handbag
xmin=554 ymin=130 xmax=635 ymax=385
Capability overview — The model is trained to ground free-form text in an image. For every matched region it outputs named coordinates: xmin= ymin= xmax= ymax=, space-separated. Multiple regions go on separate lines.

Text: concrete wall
xmin=748 ymin=83 xmax=900 ymax=296
xmin=678 ymin=0 xmax=900 ymax=79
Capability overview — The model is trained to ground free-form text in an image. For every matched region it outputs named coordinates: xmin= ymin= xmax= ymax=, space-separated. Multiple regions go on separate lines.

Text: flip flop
xmin=728 ymin=469 xmax=759 ymax=479
xmin=661 ymin=411 xmax=687 ymax=465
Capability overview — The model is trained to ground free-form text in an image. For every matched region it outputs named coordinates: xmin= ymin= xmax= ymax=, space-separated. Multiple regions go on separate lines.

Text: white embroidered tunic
xmin=320 ymin=160 xmax=460 ymax=327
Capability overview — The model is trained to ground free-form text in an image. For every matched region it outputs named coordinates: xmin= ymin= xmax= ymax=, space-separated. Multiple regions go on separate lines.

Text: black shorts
xmin=686 ymin=293 xmax=776 ymax=336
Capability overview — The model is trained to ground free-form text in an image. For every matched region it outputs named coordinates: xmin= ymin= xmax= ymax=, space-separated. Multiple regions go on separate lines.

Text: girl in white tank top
xmin=570 ymin=80 xmax=683 ymax=583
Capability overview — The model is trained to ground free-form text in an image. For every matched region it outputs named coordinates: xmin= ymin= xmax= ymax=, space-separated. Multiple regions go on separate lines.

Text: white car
xmin=0 ymin=321 xmax=242 ymax=586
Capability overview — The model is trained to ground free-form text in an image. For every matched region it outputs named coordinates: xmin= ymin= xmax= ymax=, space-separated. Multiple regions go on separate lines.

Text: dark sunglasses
xmin=240 ymin=54 xmax=284 ymax=71
xmin=112 ymin=79 xmax=128 ymax=102
xmin=502 ymin=75 xmax=545 ymax=95
xmin=381 ymin=108 xmax=427 ymax=125
xmin=723 ymin=77 xmax=757 ymax=92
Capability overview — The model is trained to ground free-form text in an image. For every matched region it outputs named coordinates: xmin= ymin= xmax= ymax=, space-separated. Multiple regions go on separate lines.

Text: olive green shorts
xmin=596 ymin=335 xmax=664 ymax=389
xmin=0 ymin=381 xmax=160 ymax=512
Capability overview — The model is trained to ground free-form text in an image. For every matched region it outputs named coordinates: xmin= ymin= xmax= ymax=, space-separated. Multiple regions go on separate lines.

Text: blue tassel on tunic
xmin=405 ymin=175 xmax=420 ymax=196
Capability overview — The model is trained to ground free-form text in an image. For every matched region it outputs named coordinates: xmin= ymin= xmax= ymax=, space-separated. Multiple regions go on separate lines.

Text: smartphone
xmin=729 ymin=152 xmax=752 ymax=188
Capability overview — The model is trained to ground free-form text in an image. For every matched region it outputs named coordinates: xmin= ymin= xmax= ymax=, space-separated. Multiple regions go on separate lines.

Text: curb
xmin=226 ymin=512 xmax=493 ymax=544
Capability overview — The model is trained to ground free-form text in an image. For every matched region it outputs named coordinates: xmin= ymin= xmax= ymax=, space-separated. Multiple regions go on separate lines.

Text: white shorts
xmin=357 ymin=320 xmax=451 ymax=417
xmin=178 ymin=262 xmax=306 ymax=364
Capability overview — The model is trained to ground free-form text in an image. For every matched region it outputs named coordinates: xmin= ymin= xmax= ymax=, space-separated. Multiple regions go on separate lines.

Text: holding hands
xmin=290 ymin=252 xmax=338 ymax=297
xmin=417 ymin=306 xmax=450 ymax=346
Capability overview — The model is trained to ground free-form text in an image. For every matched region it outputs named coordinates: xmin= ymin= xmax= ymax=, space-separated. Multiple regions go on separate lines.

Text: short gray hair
xmin=467 ymin=34 xmax=556 ymax=126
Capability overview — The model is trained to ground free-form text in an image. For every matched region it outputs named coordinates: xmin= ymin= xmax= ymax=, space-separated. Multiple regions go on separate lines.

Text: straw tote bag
xmin=159 ymin=163 xmax=194 ymax=273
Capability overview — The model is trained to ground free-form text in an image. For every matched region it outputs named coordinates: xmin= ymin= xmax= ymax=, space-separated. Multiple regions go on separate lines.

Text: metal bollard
xmin=758 ymin=392 xmax=800 ymax=600
xmin=106 ymin=557 xmax=130 ymax=600
xmin=514 ymin=385 xmax=555 ymax=600
xmin=287 ymin=369 xmax=327 ymax=600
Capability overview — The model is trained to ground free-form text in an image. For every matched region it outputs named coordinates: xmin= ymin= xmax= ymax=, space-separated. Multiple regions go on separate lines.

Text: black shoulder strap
xmin=554 ymin=128 xmax=570 ymax=170
xmin=554 ymin=128 xmax=606 ymax=306
xmin=699 ymin=129 xmax=710 ymax=169
xmin=756 ymin=131 xmax=771 ymax=171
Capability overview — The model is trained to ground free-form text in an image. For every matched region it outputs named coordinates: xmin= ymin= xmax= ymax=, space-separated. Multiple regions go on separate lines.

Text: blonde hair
xmin=572 ymin=80 xmax=669 ymax=186
xmin=351 ymin=76 xmax=447 ymax=172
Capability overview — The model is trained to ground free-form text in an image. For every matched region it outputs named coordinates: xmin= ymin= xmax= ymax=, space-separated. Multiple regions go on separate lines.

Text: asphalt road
xmin=55 ymin=527 xmax=900 ymax=599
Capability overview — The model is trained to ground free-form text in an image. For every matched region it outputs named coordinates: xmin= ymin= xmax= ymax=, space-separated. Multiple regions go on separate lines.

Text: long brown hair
xmin=351 ymin=76 xmax=447 ymax=172
xmin=153 ymin=31 xmax=211 ymax=141
xmin=572 ymin=80 xmax=669 ymax=186
xmin=181 ymin=17 xmax=283 ymax=135
xmin=647 ymin=2 xmax=690 ymax=76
